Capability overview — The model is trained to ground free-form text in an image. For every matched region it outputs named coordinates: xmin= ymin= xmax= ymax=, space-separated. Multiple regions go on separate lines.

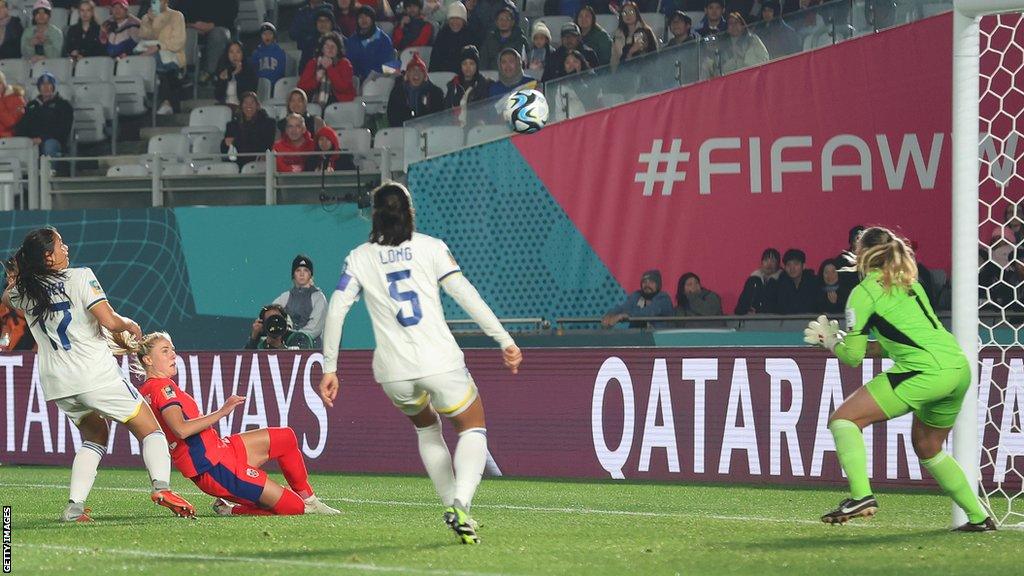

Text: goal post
xmin=952 ymin=0 xmax=1024 ymax=528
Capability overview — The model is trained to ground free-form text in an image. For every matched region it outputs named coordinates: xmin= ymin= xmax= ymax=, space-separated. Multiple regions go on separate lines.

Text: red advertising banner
xmin=514 ymin=15 xmax=956 ymax=311
xmin=2 ymin=348 xmax=1020 ymax=490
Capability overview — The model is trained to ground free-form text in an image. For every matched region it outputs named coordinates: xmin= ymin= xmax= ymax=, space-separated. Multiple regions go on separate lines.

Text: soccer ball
xmin=504 ymin=89 xmax=549 ymax=134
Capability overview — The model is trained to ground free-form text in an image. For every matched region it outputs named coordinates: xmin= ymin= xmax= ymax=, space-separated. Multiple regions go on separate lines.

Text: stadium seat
xmin=643 ymin=13 xmax=665 ymax=42
xmin=115 ymin=56 xmax=156 ymax=116
xmin=50 ymin=7 xmax=70 ymax=28
xmin=284 ymin=48 xmax=301 ymax=76
xmin=324 ymin=101 xmax=366 ymax=129
xmin=466 ymin=125 xmax=509 ymax=146
xmin=539 ymin=16 xmax=572 ymax=48
xmin=162 ymin=163 xmax=195 ymax=176
xmin=400 ymin=47 xmax=432 ymax=70
xmin=237 ymin=0 xmax=267 ymax=34
xmin=273 ymin=76 xmax=299 ymax=101
xmin=181 ymin=105 xmax=233 ymax=138
xmin=188 ymin=133 xmax=223 ymax=157
xmin=522 ymin=0 xmax=545 ymax=18
xmin=479 ymin=69 xmax=499 ymax=82
xmin=185 ymin=27 xmax=200 ymax=99
xmin=379 ymin=21 xmax=394 ymax=37
xmin=428 ymin=71 xmax=455 ymax=89
xmin=0 ymin=137 xmax=36 ymax=171
xmin=106 ymin=164 xmax=149 ymax=177
xmin=337 ymin=128 xmax=371 ymax=156
xmin=72 ymin=56 xmax=115 ymax=83
xmin=240 ymin=160 xmax=267 ymax=174
xmin=148 ymin=134 xmax=189 ymax=162
xmin=359 ymin=75 xmax=394 ymax=115
xmin=198 ymin=162 xmax=240 ymax=176
xmin=257 ymin=77 xmax=273 ymax=102
xmin=31 ymin=58 xmax=73 ymax=83
xmin=421 ymin=126 xmax=464 ymax=157
xmin=0 ymin=59 xmax=29 ymax=87
xmin=373 ymin=127 xmax=416 ymax=169
xmin=72 ymin=81 xmax=118 ymax=153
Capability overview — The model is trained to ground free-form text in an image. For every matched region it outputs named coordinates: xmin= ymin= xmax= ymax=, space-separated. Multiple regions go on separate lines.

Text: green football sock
xmin=829 ymin=419 xmax=873 ymax=499
xmin=920 ymin=451 xmax=989 ymax=524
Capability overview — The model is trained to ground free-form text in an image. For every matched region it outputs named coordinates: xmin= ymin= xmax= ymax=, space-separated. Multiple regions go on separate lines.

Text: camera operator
xmin=245 ymin=304 xmax=314 ymax=350
xmin=272 ymin=254 xmax=327 ymax=344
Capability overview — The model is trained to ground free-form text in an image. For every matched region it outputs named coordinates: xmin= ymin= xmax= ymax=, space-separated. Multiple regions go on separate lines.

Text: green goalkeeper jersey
xmin=835 ymin=271 xmax=968 ymax=372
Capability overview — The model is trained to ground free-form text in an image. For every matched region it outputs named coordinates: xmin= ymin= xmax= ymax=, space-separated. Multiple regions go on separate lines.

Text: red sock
xmin=267 ymin=427 xmax=313 ymax=499
xmin=229 ymin=489 xmax=305 ymax=516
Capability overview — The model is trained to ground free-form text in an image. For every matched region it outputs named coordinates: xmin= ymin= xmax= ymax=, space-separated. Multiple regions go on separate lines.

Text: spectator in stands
xmin=1 ymin=257 xmax=33 ymax=353
xmin=775 ymin=248 xmax=818 ymax=314
xmin=64 ymin=0 xmax=105 ymax=60
xmin=393 ymin=0 xmax=434 ymax=52
xmin=443 ymin=44 xmax=490 ymax=107
xmin=22 ymin=1 xmax=63 ymax=63
xmin=610 ymin=1 xmax=657 ymax=70
xmin=542 ymin=22 xmax=599 ymax=81
xmin=176 ymin=0 xmax=237 ymax=84
xmin=222 ymin=91 xmax=276 ymax=168
xmin=525 ymin=21 xmax=552 ymax=79
xmin=387 ymin=51 xmax=444 ymax=126
xmin=332 ymin=0 xmax=359 ymax=36
xmin=478 ymin=0 xmax=527 ymax=72
xmin=345 ymin=5 xmax=397 ymax=81
xmin=835 ymin=224 xmax=863 ymax=295
xmin=304 ymin=124 xmax=342 ymax=172
xmin=214 ymin=40 xmax=258 ymax=109
xmin=666 ymin=11 xmax=698 ymax=46
xmin=0 ymin=71 xmax=25 ymax=138
xmin=0 ymin=0 xmax=24 ymax=59
xmin=815 ymin=258 xmax=848 ymax=314
xmin=278 ymin=87 xmax=321 ymax=134
xmin=601 ymin=269 xmax=675 ymax=328
xmin=299 ymin=8 xmax=339 ymax=72
xmin=463 ymin=0 xmax=488 ymax=41
xmin=101 ymin=0 xmax=140 ymax=59
xmin=298 ymin=32 xmax=356 ymax=107
xmin=696 ymin=0 xmax=727 ymax=37
xmin=245 ymin=304 xmax=314 ymax=350
xmin=140 ymin=0 xmax=186 ymax=116
xmin=291 ymin=0 xmax=336 ymax=61
xmin=758 ymin=0 xmax=799 ymax=58
xmin=675 ymin=272 xmax=723 ymax=317
xmin=251 ymin=22 xmax=286 ymax=88
xmin=359 ymin=0 xmax=396 ymax=21
xmin=273 ymin=113 xmax=315 ymax=173
xmin=990 ymin=202 xmax=1024 ymax=267
xmin=706 ymin=12 xmax=768 ymax=76
xmin=734 ymin=247 xmax=781 ymax=314
xmin=16 ymin=72 xmax=72 ymax=158
xmin=429 ymin=1 xmax=477 ymax=74
xmin=550 ymin=49 xmax=596 ymax=116
xmin=271 ymin=255 xmax=327 ymax=344
xmin=488 ymin=47 xmax=531 ymax=97
xmin=576 ymin=5 xmax=611 ymax=65
xmin=981 ymin=246 xmax=1024 ymax=311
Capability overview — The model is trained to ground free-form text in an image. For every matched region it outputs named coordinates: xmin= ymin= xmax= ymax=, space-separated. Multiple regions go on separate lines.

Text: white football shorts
xmin=380 ymin=367 xmax=479 ymax=417
xmin=54 ymin=377 xmax=144 ymax=425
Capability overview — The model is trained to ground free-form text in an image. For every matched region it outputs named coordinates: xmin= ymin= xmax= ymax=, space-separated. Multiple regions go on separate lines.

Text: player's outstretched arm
xmin=161 ymin=395 xmax=245 ymax=439
xmin=90 ymin=300 xmax=143 ymax=339
xmin=441 ymin=272 xmax=521 ymax=374
xmin=320 ymin=288 xmax=358 ymax=408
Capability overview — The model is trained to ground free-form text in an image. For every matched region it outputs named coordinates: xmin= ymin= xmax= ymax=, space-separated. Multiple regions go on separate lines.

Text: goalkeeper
xmin=804 ymin=226 xmax=995 ymax=531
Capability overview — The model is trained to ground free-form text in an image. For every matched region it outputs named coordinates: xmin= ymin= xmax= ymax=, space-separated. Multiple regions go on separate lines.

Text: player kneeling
xmin=111 ymin=331 xmax=340 ymax=516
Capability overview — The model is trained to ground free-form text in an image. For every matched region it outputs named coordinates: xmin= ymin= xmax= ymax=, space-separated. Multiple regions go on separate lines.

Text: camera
xmin=263 ymin=313 xmax=288 ymax=337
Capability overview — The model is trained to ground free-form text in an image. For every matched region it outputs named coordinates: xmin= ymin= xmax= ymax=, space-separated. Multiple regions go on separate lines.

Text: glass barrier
xmin=404 ymin=0 xmax=952 ymax=161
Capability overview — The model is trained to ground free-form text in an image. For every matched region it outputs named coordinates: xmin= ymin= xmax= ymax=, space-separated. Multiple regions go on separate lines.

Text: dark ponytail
xmin=13 ymin=227 xmax=67 ymax=324
xmin=369 ymin=182 xmax=415 ymax=246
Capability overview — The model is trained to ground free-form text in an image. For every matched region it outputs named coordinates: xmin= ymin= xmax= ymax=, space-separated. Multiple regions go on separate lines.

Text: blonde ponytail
xmin=109 ymin=331 xmax=172 ymax=376
xmin=855 ymin=227 xmax=917 ymax=292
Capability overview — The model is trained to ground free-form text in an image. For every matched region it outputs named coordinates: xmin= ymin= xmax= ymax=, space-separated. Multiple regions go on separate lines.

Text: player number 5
xmin=386 ymin=270 xmax=422 ymax=327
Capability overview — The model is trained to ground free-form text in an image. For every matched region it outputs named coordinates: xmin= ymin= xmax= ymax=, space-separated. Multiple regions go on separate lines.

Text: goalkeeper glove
xmin=803 ymin=315 xmax=845 ymax=352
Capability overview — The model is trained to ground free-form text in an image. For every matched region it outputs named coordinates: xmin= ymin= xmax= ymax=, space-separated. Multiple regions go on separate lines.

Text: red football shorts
xmin=190 ymin=434 xmax=268 ymax=506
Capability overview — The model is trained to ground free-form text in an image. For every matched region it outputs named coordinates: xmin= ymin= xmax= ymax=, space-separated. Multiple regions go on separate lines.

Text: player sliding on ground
xmin=804 ymin=226 xmax=995 ymax=531
xmin=319 ymin=182 xmax=523 ymax=544
xmin=1 ymin=227 xmax=195 ymax=521
xmin=110 ymin=331 xmax=341 ymax=516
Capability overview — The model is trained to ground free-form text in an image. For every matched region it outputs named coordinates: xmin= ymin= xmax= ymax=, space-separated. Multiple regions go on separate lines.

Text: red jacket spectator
xmin=392 ymin=0 xmax=433 ymax=51
xmin=273 ymin=113 xmax=315 ymax=173
xmin=305 ymin=125 xmax=342 ymax=172
xmin=0 ymin=78 xmax=26 ymax=139
xmin=297 ymin=32 xmax=356 ymax=106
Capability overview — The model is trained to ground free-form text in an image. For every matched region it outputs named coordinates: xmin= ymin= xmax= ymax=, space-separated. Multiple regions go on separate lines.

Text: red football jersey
xmin=140 ymin=377 xmax=226 ymax=478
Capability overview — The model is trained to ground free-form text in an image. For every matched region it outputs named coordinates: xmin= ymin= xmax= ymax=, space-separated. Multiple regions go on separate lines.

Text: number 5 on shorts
xmin=386 ymin=270 xmax=422 ymax=327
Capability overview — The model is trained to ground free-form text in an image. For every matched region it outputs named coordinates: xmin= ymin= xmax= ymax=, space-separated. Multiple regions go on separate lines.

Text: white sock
xmin=416 ymin=419 xmax=455 ymax=506
xmin=141 ymin=431 xmax=172 ymax=491
xmin=68 ymin=441 xmax=105 ymax=504
xmin=452 ymin=428 xmax=487 ymax=510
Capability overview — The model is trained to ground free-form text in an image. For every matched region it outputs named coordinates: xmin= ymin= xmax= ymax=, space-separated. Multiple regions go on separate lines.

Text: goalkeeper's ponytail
xmin=856 ymin=227 xmax=917 ymax=292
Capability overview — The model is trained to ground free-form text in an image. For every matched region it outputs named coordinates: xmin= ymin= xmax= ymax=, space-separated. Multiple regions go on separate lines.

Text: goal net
xmin=958 ymin=4 xmax=1024 ymax=528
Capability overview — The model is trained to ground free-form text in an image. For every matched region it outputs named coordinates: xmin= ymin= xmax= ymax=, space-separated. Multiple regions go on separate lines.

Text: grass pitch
xmin=1 ymin=465 xmax=1019 ymax=575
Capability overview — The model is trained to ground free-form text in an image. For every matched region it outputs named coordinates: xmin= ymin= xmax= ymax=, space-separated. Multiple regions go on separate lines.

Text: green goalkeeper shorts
xmin=864 ymin=366 xmax=972 ymax=429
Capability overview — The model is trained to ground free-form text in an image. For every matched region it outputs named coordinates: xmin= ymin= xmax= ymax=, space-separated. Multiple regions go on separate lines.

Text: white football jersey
xmin=338 ymin=233 xmax=468 ymax=383
xmin=9 ymin=267 xmax=126 ymax=401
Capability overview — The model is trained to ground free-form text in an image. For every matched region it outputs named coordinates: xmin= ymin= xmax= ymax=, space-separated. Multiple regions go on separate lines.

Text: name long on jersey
xmin=9 ymin=267 xmax=126 ymax=401
xmin=340 ymin=233 xmax=467 ymax=383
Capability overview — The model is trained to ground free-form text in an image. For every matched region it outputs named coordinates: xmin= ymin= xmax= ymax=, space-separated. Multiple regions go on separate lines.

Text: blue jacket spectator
xmin=290 ymin=0 xmax=335 ymax=53
xmin=251 ymin=22 xmax=286 ymax=86
xmin=345 ymin=5 xmax=396 ymax=80
xmin=602 ymin=270 xmax=676 ymax=328
xmin=102 ymin=0 xmax=140 ymax=59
